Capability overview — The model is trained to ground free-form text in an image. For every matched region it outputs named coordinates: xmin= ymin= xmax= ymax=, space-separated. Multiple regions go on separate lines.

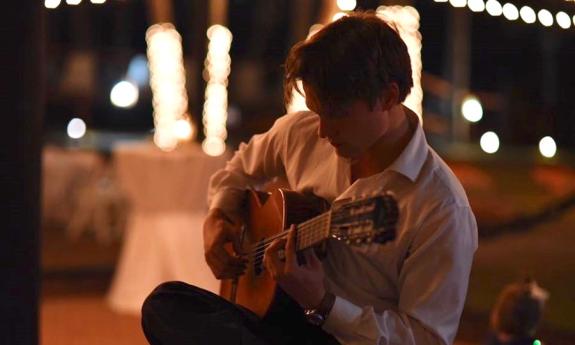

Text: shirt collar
xmin=385 ymin=108 xmax=429 ymax=182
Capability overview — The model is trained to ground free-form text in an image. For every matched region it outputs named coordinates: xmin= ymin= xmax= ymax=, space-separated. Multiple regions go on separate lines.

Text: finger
xmin=303 ymin=248 xmax=322 ymax=270
xmin=284 ymin=225 xmax=298 ymax=269
xmin=264 ymin=238 xmax=287 ymax=277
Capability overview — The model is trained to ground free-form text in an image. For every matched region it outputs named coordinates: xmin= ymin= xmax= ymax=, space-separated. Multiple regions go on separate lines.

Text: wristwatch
xmin=304 ymin=291 xmax=336 ymax=326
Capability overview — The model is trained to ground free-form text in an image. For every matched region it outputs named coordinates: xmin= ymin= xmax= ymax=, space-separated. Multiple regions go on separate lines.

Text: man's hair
xmin=284 ymin=11 xmax=413 ymax=112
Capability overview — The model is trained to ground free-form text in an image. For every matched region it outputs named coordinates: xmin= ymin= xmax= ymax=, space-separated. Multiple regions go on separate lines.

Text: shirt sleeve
xmin=207 ymin=113 xmax=293 ymax=217
xmin=322 ymin=201 xmax=478 ymax=345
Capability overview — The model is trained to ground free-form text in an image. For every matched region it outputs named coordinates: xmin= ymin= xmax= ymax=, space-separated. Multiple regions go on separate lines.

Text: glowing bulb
xmin=337 ymin=0 xmax=356 ymax=11
xmin=539 ymin=136 xmax=557 ymax=158
xmin=202 ymin=137 xmax=226 ymax=157
xmin=332 ymin=12 xmax=348 ymax=21
xmin=533 ymin=340 xmax=542 ymax=345
xmin=486 ymin=0 xmax=503 ymax=16
xmin=538 ymin=9 xmax=554 ymax=27
xmin=45 ymin=0 xmax=61 ymax=8
xmin=502 ymin=3 xmax=519 ymax=21
xmin=434 ymin=0 xmax=448 ymax=2
xmin=90 ymin=0 xmax=105 ymax=3
xmin=110 ymin=81 xmax=139 ymax=108
xmin=449 ymin=0 xmax=466 ymax=8
xmin=173 ymin=119 xmax=194 ymax=140
xmin=67 ymin=118 xmax=86 ymax=139
xmin=519 ymin=6 xmax=536 ymax=24
xmin=480 ymin=131 xmax=499 ymax=154
xmin=66 ymin=0 xmax=81 ymax=5
xmin=468 ymin=0 xmax=485 ymax=12
xmin=461 ymin=95 xmax=483 ymax=122
xmin=556 ymin=12 xmax=571 ymax=29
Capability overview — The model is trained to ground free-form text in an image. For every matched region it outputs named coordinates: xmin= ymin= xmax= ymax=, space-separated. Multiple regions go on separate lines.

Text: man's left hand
xmin=264 ymin=224 xmax=326 ymax=309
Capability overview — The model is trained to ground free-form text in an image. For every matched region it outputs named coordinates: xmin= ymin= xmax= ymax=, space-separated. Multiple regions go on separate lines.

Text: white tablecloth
xmin=107 ymin=142 xmax=226 ymax=314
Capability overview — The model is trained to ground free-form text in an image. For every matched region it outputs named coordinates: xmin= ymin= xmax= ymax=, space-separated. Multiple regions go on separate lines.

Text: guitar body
xmin=219 ymin=188 xmax=328 ymax=318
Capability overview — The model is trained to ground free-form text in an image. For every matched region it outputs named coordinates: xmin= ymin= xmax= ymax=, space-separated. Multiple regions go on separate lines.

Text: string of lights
xmin=202 ymin=25 xmax=232 ymax=157
xmin=433 ymin=0 xmax=575 ymax=30
xmin=45 ymin=0 xmax=106 ymax=9
xmin=146 ymin=23 xmax=194 ymax=152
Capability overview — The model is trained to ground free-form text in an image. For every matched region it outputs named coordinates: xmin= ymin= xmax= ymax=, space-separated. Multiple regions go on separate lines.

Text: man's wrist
xmin=304 ymin=291 xmax=336 ymax=326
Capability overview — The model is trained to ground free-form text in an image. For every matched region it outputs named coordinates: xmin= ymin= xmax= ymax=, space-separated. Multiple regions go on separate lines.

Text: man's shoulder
xmin=418 ymin=148 xmax=471 ymax=209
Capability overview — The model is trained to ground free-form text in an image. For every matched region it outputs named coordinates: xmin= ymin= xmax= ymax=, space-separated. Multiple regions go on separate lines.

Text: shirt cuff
xmin=322 ymin=295 xmax=363 ymax=334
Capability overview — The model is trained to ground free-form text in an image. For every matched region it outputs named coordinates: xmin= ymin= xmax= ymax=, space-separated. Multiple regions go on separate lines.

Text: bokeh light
xmin=538 ymin=9 xmax=554 ymax=27
xmin=485 ymin=0 xmax=503 ymax=16
xmin=110 ymin=81 xmax=139 ymax=108
xmin=66 ymin=0 xmax=81 ymax=5
xmin=45 ymin=0 xmax=61 ymax=9
xmin=519 ymin=6 xmax=536 ymax=24
xmin=67 ymin=118 xmax=86 ymax=139
xmin=461 ymin=95 xmax=483 ymax=123
xmin=502 ymin=3 xmax=519 ymax=21
xmin=377 ymin=5 xmax=423 ymax=119
xmin=449 ymin=0 xmax=467 ymax=8
xmin=480 ymin=131 xmax=500 ymax=154
xmin=468 ymin=0 xmax=485 ymax=13
xmin=336 ymin=0 xmax=356 ymax=11
xmin=539 ymin=136 xmax=557 ymax=158
xmin=555 ymin=11 xmax=571 ymax=29
xmin=146 ymin=23 xmax=193 ymax=152
xmin=202 ymin=25 xmax=232 ymax=156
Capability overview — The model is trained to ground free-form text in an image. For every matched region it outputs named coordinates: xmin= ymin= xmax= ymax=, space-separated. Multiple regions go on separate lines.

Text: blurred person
xmin=141 ymin=11 xmax=478 ymax=345
xmin=486 ymin=279 xmax=549 ymax=345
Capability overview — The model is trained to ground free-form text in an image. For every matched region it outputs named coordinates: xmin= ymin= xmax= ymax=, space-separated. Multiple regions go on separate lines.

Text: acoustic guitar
xmin=220 ymin=188 xmax=399 ymax=318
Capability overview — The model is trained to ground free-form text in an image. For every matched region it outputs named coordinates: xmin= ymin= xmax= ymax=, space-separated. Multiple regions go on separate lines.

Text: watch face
xmin=305 ymin=311 xmax=325 ymax=326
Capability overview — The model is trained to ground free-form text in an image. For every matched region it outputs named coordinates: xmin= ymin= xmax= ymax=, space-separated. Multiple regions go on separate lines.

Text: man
xmin=142 ymin=12 xmax=478 ymax=345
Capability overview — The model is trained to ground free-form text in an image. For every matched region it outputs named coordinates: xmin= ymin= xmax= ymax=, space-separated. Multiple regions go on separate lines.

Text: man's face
xmin=303 ymin=83 xmax=390 ymax=160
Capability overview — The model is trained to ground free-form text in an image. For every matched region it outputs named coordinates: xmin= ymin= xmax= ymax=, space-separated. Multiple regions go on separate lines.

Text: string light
xmin=539 ymin=136 xmax=557 ymax=158
xmin=44 ymin=0 xmax=61 ymax=9
xmin=146 ymin=23 xmax=194 ymax=152
xmin=336 ymin=0 xmax=356 ymax=11
xmin=486 ymin=0 xmax=503 ymax=16
xmin=435 ymin=0 xmax=575 ymax=30
xmin=461 ymin=95 xmax=483 ymax=122
xmin=556 ymin=11 xmax=572 ymax=29
xmin=66 ymin=0 xmax=81 ymax=5
xmin=502 ymin=3 xmax=519 ymax=21
xmin=520 ymin=6 xmax=537 ymax=24
xmin=450 ymin=0 xmax=467 ymax=8
xmin=377 ymin=5 xmax=424 ymax=119
xmin=67 ymin=118 xmax=87 ymax=139
xmin=480 ymin=131 xmax=500 ymax=154
xmin=538 ymin=9 xmax=554 ymax=27
xmin=468 ymin=0 xmax=485 ymax=13
xmin=202 ymin=24 xmax=232 ymax=157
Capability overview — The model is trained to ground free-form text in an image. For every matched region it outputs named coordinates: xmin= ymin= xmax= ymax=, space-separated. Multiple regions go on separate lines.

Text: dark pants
xmin=141 ymin=281 xmax=341 ymax=345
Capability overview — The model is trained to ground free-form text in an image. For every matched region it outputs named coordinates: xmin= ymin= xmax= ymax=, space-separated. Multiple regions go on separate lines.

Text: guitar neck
xmin=294 ymin=211 xmax=332 ymax=252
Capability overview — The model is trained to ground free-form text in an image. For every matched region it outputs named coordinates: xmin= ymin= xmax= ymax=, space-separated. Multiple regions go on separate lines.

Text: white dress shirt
xmin=208 ymin=110 xmax=478 ymax=345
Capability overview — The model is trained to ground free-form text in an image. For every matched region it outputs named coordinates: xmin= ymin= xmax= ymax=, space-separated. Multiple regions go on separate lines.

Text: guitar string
xmin=246 ymin=214 xmax=331 ymax=260
xmin=247 ymin=212 xmax=330 ymax=253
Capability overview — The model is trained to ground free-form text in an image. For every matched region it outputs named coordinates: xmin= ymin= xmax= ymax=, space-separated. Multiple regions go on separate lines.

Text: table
xmin=107 ymin=142 xmax=227 ymax=314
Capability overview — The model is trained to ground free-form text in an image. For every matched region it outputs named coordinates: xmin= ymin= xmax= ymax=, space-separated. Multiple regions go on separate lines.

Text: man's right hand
xmin=203 ymin=208 xmax=247 ymax=280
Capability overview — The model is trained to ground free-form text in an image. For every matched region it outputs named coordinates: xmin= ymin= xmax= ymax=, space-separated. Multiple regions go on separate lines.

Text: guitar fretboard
xmin=295 ymin=211 xmax=332 ymax=251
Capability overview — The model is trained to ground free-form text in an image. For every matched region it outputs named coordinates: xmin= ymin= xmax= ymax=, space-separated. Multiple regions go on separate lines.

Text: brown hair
xmin=490 ymin=281 xmax=544 ymax=337
xmin=284 ymin=11 xmax=413 ymax=113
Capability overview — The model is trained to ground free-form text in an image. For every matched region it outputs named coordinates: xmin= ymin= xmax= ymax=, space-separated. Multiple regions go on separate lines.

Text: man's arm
xmin=322 ymin=201 xmax=478 ymax=345
xmin=204 ymin=114 xmax=292 ymax=279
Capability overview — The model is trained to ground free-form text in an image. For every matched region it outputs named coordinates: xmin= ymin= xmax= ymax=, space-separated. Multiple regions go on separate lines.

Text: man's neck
xmin=351 ymin=105 xmax=414 ymax=181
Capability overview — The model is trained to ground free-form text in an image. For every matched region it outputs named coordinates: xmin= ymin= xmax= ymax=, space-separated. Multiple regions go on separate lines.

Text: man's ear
xmin=379 ymin=83 xmax=400 ymax=111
